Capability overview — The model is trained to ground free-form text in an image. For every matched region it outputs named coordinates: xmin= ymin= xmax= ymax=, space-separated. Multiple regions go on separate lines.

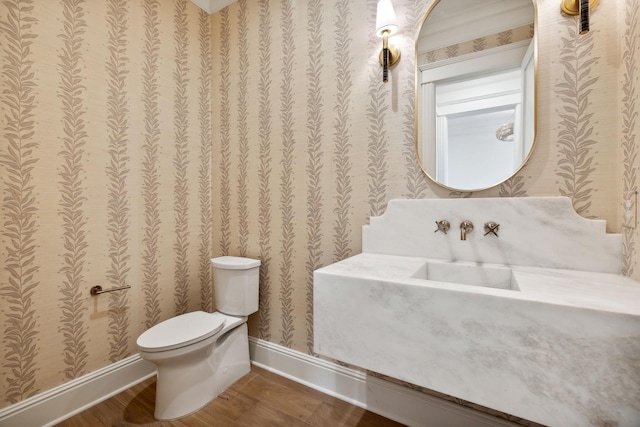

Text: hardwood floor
xmin=55 ymin=366 xmax=406 ymax=427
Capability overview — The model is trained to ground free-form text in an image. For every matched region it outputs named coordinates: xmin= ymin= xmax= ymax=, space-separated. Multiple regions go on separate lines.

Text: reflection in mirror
xmin=416 ymin=0 xmax=536 ymax=191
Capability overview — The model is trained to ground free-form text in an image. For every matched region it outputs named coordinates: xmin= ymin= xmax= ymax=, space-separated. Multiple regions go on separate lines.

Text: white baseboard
xmin=0 ymin=339 xmax=519 ymax=427
xmin=249 ymin=337 xmax=519 ymax=427
xmin=0 ymin=355 xmax=156 ymax=427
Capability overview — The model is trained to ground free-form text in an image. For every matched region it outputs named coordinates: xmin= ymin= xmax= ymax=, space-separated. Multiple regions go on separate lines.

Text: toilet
xmin=136 ymin=256 xmax=260 ymax=420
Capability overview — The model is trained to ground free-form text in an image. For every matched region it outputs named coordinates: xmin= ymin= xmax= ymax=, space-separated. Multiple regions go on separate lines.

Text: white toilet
xmin=136 ymin=256 xmax=260 ymax=420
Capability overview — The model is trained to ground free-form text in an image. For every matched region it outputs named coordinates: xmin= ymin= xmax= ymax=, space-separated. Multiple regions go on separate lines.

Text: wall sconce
xmin=561 ymin=0 xmax=599 ymax=35
xmin=376 ymin=0 xmax=400 ymax=83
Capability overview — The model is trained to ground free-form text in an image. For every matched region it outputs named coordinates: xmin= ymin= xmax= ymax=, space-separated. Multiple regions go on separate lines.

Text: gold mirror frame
xmin=414 ymin=0 xmax=538 ymax=192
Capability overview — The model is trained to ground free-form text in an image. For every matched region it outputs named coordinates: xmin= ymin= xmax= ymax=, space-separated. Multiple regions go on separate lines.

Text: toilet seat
xmin=137 ymin=311 xmax=225 ymax=352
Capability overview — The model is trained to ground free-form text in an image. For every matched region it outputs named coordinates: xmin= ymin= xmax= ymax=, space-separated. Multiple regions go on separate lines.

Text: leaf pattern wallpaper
xmin=105 ymin=0 xmax=132 ymax=363
xmin=1 ymin=0 xmax=211 ymax=406
xmin=418 ymin=24 xmax=534 ymax=65
xmin=141 ymin=0 xmax=163 ymax=329
xmin=1 ymin=0 xmax=40 ymax=404
xmin=0 ymin=0 xmax=639 ymax=425
xmin=555 ymin=19 xmax=599 ymax=217
xmin=275 ymin=0 xmax=297 ymax=349
xmin=622 ymin=0 xmax=639 ymax=278
xmin=256 ymin=0 xmax=274 ymax=341
xmin=57 ymin=0 xmax=90 ymax=381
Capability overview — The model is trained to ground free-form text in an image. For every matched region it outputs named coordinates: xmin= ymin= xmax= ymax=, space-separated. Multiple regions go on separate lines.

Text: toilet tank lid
xmin=211 ymin=256 xmax=260 ymax=270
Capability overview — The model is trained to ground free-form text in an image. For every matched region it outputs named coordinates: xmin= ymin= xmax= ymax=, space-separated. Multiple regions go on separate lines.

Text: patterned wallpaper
xmin=211 ymin=0 xmax=636 ymax=346
xmin=418 ymin=23 xmax=534 ymax=65
xmin=0 ymin=0 xmax=211 ymax=407
xmin=1 ymin=0 xmax=639 ymax=424
xmin=210 ymin=0 xmax=638 ymax=424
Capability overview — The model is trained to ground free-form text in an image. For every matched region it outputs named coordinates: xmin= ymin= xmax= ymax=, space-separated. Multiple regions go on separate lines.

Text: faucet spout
xmin=460 ymin=220 xmax=473 ymax=240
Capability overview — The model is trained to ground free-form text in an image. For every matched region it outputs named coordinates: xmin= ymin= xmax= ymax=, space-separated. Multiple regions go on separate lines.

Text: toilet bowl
xmin=136 ymin=256 xmax=260 ymax=420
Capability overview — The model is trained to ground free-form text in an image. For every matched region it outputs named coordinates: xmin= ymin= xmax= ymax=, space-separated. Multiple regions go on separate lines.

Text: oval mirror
xmin=415 ymin=0 xmax=537 ymax=191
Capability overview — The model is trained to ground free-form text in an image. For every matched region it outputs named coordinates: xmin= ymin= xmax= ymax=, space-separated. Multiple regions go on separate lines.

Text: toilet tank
xmin=211 ymin=256 xmax=260 ymax=316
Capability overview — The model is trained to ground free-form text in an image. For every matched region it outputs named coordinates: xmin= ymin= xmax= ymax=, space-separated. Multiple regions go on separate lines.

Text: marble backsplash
xmin=363 ymin=197 xmax=622 ymax=274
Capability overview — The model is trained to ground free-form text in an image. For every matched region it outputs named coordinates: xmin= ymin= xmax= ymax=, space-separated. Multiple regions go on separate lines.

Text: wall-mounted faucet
xmin=460 ymin=221 xmax=473 ymax=240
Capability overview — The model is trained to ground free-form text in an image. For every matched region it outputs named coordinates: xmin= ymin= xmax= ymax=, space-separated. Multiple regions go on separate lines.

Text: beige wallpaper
xmin=211 ymin=0 xmax=634 ymax=347
xmin=621 ymin=0 xmax=640 ymax=279
xmin=0 ymin=0 xmax=211 ymax=407
xmin=1 ymin=0 xmax=639 ymax=425
xmin=210 ymin=0 xmax=638 ymax=424
xmin=418 ymin=23 xmax=535 ymax=65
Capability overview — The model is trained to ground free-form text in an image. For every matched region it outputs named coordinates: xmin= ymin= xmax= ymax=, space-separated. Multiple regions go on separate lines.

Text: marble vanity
xmin=313 ymin=197 xmax=640 ymax=427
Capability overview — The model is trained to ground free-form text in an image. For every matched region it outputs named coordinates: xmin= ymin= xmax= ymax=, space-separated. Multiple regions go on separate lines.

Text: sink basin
xmin=413 ymin=260 xmax=519 ymax=291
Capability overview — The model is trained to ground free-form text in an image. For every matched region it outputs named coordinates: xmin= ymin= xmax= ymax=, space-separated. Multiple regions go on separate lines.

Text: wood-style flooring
xmin=55 ymin=366 xmax=406 ymax=427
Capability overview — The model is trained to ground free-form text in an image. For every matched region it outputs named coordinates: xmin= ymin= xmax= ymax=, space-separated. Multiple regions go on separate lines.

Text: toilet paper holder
xmin=90 ymin=285 xmax=131 ymax=296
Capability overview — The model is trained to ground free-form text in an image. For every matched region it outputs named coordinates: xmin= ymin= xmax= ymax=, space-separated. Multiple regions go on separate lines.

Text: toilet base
xmin=152 ymin=322 xmax=250 ymax=420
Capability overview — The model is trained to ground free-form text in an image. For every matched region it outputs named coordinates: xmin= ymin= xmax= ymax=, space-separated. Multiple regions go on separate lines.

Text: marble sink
xmin=414 ymin=260 xmax=518 ymax=291
xmin=313 ymin=197 xmax=640 ymax=427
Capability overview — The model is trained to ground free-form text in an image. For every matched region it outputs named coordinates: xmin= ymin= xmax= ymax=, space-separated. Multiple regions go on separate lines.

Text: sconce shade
xmin=376 ymin=0 xmax=398 ymax=37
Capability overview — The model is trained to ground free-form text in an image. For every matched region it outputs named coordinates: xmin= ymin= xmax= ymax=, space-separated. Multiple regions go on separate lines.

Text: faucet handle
xmin=484 ymin=222 xmax=500 ymax=237
xmin=434 ymin=220 xmax=450 ymax=234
